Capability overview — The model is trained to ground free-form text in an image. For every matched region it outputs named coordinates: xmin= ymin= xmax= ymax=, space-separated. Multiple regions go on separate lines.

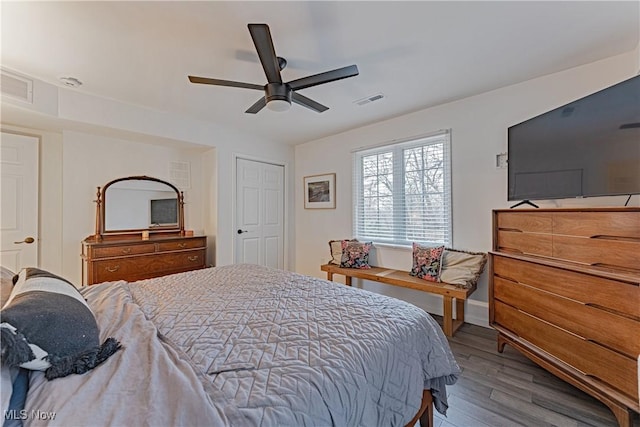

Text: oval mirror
xmin=98 ymin=176 xmax=184 ymax=235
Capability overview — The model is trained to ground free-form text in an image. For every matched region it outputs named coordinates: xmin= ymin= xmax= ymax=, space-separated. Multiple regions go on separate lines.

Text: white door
xmin=235 ymin=158 xmax=284 ymax=269
xmin=0 ymin=132 xmax=39 ymax=271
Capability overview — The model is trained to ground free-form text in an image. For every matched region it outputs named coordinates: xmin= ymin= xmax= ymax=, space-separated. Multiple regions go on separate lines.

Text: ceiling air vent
xmin=354 ymin=93 xmax=384 ymax=106
xmin=1 ymin=69 xmax=33 ymax=104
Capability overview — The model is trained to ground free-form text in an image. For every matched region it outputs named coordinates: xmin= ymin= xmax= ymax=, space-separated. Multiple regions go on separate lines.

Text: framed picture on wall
xmin=304 ymin=173 xmax=336 ymax=209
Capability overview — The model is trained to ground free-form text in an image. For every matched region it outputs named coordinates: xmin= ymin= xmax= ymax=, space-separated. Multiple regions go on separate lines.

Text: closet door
xmin=235 ymin=158 xmax=284 ymax=269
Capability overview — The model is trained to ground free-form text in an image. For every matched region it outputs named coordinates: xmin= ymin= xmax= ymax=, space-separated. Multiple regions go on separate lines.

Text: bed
xmin=3 ymin=264 xmax=460 ymax=426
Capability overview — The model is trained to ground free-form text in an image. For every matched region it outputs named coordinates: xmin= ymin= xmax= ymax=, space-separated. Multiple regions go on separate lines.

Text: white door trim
xmin=232 ymin=153 xmax=289 ymax=270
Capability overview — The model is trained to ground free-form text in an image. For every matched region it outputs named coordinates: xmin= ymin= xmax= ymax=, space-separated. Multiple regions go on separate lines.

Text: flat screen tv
xmin=507 ymin=74 xmax=640 ymax=202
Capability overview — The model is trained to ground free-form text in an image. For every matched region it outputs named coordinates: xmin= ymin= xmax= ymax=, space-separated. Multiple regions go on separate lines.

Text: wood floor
xmin=433 ymin=320 xmax=639 ymax=427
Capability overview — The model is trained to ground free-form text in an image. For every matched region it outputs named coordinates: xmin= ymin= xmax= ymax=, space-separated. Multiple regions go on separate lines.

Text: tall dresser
xmin=489 ymin=208 xmax=639 ymax=427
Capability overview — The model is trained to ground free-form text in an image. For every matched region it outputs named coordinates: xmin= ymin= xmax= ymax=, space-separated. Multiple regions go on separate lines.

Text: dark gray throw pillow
xmin=0 ymin=268 xmax=121 ymax=380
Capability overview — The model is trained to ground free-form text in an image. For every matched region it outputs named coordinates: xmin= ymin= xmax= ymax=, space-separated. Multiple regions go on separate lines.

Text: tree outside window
xmin=354 ymin=131 xmax=451 ymax=246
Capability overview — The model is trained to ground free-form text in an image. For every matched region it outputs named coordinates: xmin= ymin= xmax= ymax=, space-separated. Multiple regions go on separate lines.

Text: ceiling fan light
xmin=267 ymin=99 xmax=291 ymax=112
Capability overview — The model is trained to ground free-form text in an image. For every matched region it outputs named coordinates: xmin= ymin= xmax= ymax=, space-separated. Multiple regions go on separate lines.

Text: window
xmin=353 ymin=130 xmax=452 ymax=246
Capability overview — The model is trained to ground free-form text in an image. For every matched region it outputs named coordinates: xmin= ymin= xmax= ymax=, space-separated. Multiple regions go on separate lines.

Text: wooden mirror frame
xmin=94 ymin=175 xmax=184 ymax=239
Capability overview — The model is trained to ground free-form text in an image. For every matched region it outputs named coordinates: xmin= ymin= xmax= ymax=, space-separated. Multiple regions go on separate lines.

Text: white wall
xmin=54 ymin=87 xmax=297 ymax=268
xmin=294 ymin=50 xmax=639 ymax=327
xmin=2 ymin=73 xmax=296 ymax=283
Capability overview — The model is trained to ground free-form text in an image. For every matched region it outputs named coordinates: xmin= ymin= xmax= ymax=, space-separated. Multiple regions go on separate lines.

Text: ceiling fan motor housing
xmin=265 ymin=83 xmax=291 ymax=104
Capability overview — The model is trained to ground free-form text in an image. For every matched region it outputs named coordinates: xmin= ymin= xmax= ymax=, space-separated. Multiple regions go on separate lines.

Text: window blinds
xmin=353 ymin=130 xmax=452 ymax=246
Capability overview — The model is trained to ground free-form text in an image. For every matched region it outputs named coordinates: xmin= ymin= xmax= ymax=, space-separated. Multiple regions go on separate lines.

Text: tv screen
xmin=508 ymin=75 xmax=640 ymax=201
xmin=150 ymin=198 xmax=178 ymax=226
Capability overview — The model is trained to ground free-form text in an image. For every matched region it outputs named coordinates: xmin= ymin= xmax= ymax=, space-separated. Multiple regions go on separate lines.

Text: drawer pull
xmin=188 ymin=256 xmax=199 ymax=262
xmin=178 ymin=243 xmax=187 ymax=248
xmin=105 ymin=265 xmax=120 ymax=273
xmin=121 ymin=248 xmax=132 ymax=254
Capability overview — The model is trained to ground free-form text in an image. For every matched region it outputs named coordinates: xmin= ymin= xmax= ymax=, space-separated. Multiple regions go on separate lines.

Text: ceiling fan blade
xmin=288 ymin=65 xmax=359 ymax=91
xmin=245 ymin=97 xmax=267 ymax=114
xmin=188 ymin=76 xmax=263 ymax=91
xmin=292 ymin=92 xmax=329 ymax=113
xmin=248 ymin=23 xmax=282 ymax=84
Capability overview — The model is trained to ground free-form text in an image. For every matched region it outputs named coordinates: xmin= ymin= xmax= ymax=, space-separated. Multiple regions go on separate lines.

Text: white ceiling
xmin=1 ymin=1 xmax=638 ymax=146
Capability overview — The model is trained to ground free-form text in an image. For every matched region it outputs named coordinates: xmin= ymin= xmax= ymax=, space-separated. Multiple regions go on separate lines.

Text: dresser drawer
xmin=492 ymin=255 xmax=639 ymax=318
xmin=552 ymin=235 xmax=640 ymax=271
xmin=136 ymin=250 xmax=206 ymax=273
xmin=553 ymin=211 xmax=640 ymax=239
xmin=494 ymin=301 xmax=638 ymax=401
xmin=495 ymin=230 xmax=552 ymax=256
xmin=93 ymin=243 xmax=156 ymax=258
xmin=494 ymin=276 xmax=640 ymax=358
xmin=93 ymin=256 xmax=160 ymax=282
xmin=93 ymin=250 xmax=205 ymax=283
xmin=156 ymin=237 xmax=206 ymax=252
xmin=496 ymin=212 xmax=552 ymax=233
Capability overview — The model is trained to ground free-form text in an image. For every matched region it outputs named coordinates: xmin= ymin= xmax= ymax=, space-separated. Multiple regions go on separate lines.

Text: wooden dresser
xmin=82 ymin=234 xmax=207 ymax=285
xmin=489 ymin=208 xmax=639 ymax=427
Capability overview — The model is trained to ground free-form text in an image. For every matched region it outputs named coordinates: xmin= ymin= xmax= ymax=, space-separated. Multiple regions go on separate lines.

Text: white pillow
xmin=1 ymin=266 xmax=15 ymax=309
xmin=328 ymin=239 xmax=357 ymax=265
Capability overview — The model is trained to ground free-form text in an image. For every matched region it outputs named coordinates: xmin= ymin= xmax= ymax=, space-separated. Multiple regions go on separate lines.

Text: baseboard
xmin=464 ymin=299 xmax=490 ymax=328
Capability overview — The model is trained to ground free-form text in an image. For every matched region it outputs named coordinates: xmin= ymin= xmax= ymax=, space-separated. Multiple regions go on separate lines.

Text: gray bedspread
xmin=24 ymin=265 xmax=459 ymax=426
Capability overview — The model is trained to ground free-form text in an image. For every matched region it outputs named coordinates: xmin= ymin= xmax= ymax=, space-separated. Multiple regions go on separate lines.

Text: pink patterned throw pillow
xmin=409 ymin=243 xmax=444 ymax=282
xmin=340 ymin=241 xmax=372 ymax=269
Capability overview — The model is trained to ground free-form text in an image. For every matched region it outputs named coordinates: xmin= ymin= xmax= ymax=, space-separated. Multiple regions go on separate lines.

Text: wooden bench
xmin=321 ymin=264 xmax=476 ymax=337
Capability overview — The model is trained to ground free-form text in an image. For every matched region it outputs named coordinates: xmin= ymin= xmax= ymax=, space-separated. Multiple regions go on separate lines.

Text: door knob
xmin=14 ymin=237 xmax=35 ymax=244
xmin=237 ymin=229 xmax=248 ymax=234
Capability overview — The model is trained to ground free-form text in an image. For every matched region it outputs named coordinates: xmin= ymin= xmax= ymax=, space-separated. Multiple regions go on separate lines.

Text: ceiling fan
xmin=188 ymin=23 xmax=359 ymax=114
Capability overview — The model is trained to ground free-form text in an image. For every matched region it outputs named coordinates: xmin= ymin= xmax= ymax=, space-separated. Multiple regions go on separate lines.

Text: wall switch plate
xmin=496 ymin=153 xmax=508 ymax=169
